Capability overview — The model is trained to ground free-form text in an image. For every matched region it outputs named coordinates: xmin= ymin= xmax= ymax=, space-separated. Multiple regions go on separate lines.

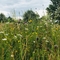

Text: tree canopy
xmin=0 ymin=13 xmax=15 ymax=23
xmin=46 ymin=0 xmax=60 ymax=21
xmin=23 ymin=10 xmax=39 ymax=22
xmin=0 ymin=13 xmax=7 ymax=22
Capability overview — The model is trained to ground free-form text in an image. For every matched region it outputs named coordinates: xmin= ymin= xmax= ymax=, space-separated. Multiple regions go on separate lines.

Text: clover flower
xmin=11 ymin=54 xmax=14 ymax=57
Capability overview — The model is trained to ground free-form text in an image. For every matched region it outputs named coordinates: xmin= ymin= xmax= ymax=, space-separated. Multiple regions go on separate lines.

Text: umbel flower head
xmin=2 ymin=38 xmax=7 ymax=41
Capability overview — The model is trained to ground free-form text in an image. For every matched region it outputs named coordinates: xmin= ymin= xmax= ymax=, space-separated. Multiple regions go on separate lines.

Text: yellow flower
xmin=35 ymin=32 xmax=38 ymax=35
xmin=32 ymin=32 xmax=34 ymax=35
xmin=18 ymin=40 xmax=20 ymax=43
xmin=55 ymin=27 xmax=58 ymax=30
xmin=37 ymin=26 xmax=39 ymax=30
xmin=28 ymin=20 xmax=32 ymax=23
xmin=30 ymin=57 xmax=33 ymax=60
xmin=32 ymin=32 xmax=38 ymax=35
xmin=15 ymin=50 xmax=18 ymax=53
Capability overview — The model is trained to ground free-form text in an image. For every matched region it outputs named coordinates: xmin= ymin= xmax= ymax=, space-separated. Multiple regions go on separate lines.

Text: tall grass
xmin=0 ymin=19 xmax=60 ymax=60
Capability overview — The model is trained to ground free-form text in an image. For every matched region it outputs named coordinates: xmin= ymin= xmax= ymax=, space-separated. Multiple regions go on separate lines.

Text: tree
xmin=0 ymin=13 xmax=7 ymax=22
xmin=7 ymin=16 xmax=14 ymax=22
xmin=54 ymin=7 xmax=60 ymax=24
xmin=46 ymin=0 xmax=60 ymax=19
xmin=23 ymin=10 xmax=39 ymax=22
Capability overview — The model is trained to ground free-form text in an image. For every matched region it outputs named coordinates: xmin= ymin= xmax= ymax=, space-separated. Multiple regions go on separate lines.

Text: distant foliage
xmin=7 ymin=16 xmax=14 ymax=22
xmin=55 ymin=7 xmax=60 ymax=24
xmin=46 ymin=0 xmax=60 ymax=24
xmin=0 ymin=13 xmax=14 ymax=23
xmin=0 ymin=19 xmax=60 ymax=60
xmin=23 ymin=10 xmax=40 ymax=22
xmin=0 ymin=13 xmax=7 ymax=22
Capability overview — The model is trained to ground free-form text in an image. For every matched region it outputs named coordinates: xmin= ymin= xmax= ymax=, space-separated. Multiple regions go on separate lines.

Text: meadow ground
xmin=0 ymin=20 xmax=60 ymax=60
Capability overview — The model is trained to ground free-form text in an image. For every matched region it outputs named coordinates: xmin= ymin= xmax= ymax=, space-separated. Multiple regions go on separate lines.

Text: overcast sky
xmin=0 ymin=0 xmax=51 ymax=18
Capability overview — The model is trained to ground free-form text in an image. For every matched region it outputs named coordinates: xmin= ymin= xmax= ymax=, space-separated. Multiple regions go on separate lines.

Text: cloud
xmin=34 ymin=9 xmax=47 ymax=17
xmin=0 ymin=0 xmax=50 ymax=17
xmin=0 ymin=11 xmax=10 ymax=17
xmin=0 ymin=0 xmax=50 ymax=9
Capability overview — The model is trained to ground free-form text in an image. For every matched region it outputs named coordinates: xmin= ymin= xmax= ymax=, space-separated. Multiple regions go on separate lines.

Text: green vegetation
xmin=23 ymin=10 xmax=40 ymax=22
xmin=0 ymin=0 xmax=60 ymax=59
xmin=46 ymin=0 xmax=60 ymax=24
xmin=0 ymin=18 xmax=60 ymax=60
xmin=0 ymin=13 xmax=14 ymax=23
xmin=0 ymin=13 xmax=7 ymax=22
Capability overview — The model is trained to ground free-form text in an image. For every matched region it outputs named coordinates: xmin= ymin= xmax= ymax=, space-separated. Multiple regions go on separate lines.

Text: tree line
xmin=0 ymin=13 xmax=14 ymax=23
xmin=0 ymin=10 xmax=40 ymax=23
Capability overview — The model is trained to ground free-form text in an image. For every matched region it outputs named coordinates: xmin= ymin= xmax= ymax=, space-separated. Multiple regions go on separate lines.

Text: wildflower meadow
xmin=0 ymin=19 xmax=60 ymax=60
